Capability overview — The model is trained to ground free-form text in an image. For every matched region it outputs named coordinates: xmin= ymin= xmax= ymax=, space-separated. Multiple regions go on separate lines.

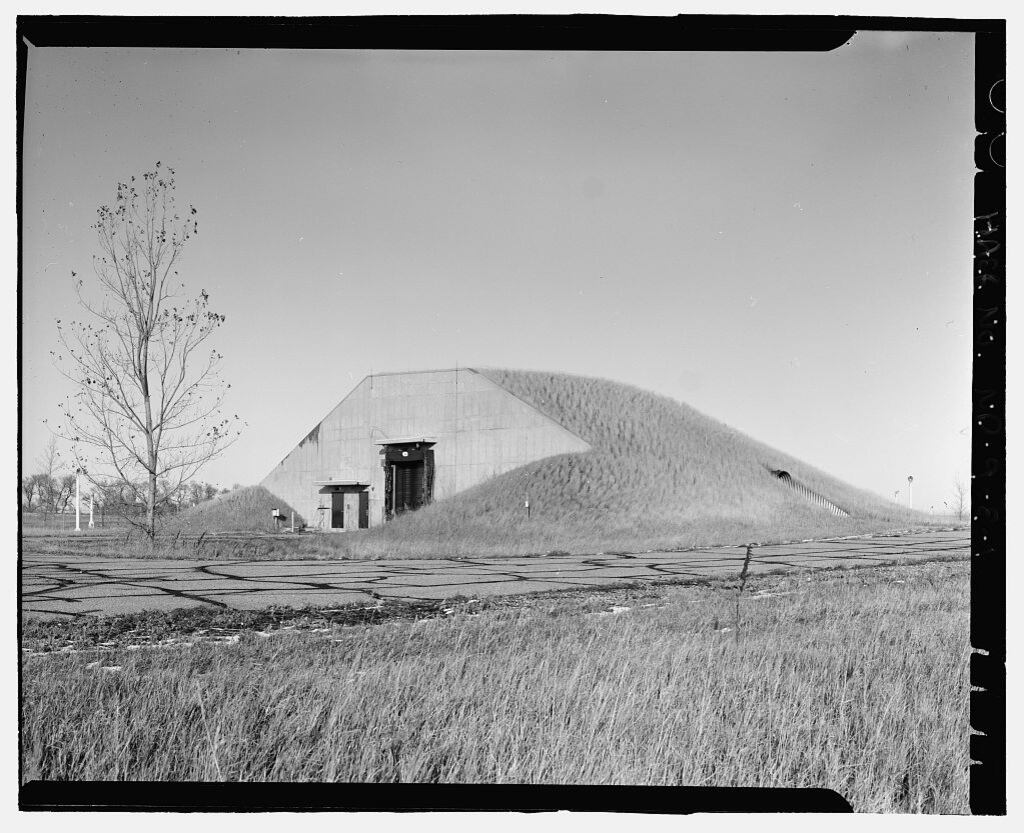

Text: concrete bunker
xmin=315 ymin=481 xmax=370 ymax=531
xmin=260 ymin=369 xmax=592 ymax=530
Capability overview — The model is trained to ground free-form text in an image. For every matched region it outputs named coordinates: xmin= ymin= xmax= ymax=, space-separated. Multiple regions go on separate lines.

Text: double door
xmin=330 ymin=490 xmax=369 ymax=529
xmin=391 ymin=460 xmax=425 ymax=514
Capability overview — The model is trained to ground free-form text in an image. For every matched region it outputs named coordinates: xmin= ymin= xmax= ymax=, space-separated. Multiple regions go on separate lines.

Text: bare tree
xmin=53 ymin=163 xmax=242 ymax=540
xmin=186 ymin=480 xmax=209 ymax=507
xmin=55 ymin=474 xmax=75 ymax=515
xmin=22 ymin=475 xmax=42 ymax=511
xmin=36 ymin=436 xmax=63 ymax=520
xmin=951 ymin=474 xmax=969 ymax=521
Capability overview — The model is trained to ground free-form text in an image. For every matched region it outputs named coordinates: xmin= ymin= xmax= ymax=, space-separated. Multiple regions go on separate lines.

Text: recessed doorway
xmin=381 ymin=441 xmax=435 ymax=520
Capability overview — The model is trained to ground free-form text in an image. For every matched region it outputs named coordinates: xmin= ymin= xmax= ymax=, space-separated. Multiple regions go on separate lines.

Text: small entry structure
xmin=314 ymin=481 xmax=370 ymax=531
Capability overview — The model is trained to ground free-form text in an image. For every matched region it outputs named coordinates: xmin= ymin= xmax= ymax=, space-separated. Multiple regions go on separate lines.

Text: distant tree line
xmin=22 ymin=439 xmax=229 ymax=518
xmin=21 ymin=475 xmax=228 ymax=516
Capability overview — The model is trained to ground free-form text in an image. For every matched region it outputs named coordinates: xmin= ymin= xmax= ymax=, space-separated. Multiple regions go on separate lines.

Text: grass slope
xmin=168 ymin=486 xmax=304 ymax=535
xmin=21 ymin=559 xmax=969 ymax=811
xmin=362 ymin=369 xmax=932 ymax=556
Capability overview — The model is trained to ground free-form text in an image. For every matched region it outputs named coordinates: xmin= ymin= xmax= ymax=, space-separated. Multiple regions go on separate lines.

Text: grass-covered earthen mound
xmin=169 ymin=486 xmax=304 ymax=535
xmin=362 ymin=369 xmax=936 ymax=556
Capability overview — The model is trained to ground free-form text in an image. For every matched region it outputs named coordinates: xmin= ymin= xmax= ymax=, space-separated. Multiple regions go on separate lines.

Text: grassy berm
xmin=22 ymin=559 xmax=969 ymax=812
xmin=148 ymin=369 xmax=948 ymax=560
xmin=345 ymin=368 xmax=938 ymax=556
xmin=166 ymin=486 xmax=305 ymax=534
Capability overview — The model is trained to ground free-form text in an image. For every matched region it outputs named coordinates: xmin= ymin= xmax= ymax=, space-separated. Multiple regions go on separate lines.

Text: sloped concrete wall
xmin=261 ymin=369 xmax=590 ymax=529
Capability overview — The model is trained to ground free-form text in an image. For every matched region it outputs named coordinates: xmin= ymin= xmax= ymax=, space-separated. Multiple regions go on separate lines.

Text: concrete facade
xmin=260 ymin=369 xmax=591 ymax=530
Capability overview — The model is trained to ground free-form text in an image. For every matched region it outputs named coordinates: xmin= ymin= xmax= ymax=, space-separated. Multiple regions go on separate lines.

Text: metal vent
xmin=771 ymin=469 xmax=849 ymax=517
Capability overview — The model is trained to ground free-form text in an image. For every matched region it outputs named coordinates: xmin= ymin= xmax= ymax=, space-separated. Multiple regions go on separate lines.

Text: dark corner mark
xmin=19 ymin=781 xmax=852 ymax=813
xmin=969 ymin=20 xmax=1006 ymax=818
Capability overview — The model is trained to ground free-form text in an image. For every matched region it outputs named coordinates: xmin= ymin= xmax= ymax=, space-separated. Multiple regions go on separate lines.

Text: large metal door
xmin=382 ymin=442 xmax=434 ymax=521
xmin=393 ymin=461 xmax=425 ymax=514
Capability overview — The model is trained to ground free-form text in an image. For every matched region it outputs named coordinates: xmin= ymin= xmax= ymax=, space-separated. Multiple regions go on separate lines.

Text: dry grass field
xmin=22 ymin=558 xmax=969 ymax=812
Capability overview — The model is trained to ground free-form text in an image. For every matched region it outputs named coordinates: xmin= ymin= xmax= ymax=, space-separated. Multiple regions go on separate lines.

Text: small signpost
xmin=271 ymin=507 xmax=282 ymax=532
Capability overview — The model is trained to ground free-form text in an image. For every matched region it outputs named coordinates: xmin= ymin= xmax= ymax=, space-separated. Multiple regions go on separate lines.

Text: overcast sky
xmin=20 ymin=32 xmax=975 ymax=512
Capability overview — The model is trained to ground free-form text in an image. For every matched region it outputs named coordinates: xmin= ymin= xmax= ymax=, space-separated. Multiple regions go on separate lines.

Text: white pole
xmin=291 ymin=511 xmax=295 ymax=533
xmin=907 ymin=475 xmax=914 ymax=510
xmin=88 ymin=490 xmax=95 ymax=529
xmin=75 ymin=471 xmax=81 ymax=532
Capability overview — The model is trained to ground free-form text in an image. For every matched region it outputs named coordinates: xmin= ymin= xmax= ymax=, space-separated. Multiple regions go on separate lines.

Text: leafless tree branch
xmin=52 ymin=164 xmax=245 ymax=540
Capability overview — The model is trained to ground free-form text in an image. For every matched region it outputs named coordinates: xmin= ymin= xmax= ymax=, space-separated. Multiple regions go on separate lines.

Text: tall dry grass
xmin=22 ymin=560 xmax=969 ymax=812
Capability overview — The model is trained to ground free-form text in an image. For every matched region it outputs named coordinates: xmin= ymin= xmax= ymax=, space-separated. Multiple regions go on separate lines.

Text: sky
xmin=20 ymin=32 xmax=975 ymax=513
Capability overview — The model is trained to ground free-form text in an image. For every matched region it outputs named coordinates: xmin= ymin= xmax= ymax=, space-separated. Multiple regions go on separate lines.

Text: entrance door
xmin=393 ymin=461 xmax=425 ymax=515
xmin=382 ymin=442 xmax=435 ymax=521
xmin=331 ymin=491 xmax=344 ymax=529
xmin=358 ymin=491 xmax=369 ymax=529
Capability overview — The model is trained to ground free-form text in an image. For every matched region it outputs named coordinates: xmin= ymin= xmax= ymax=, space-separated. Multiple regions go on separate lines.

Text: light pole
xmin=907 ymin=475 xmax=914 ymax=510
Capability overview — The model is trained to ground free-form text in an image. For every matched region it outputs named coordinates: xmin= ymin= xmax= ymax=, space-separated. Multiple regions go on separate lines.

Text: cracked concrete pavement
xmin=21 ymin=529 xmax=969 ymax=620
